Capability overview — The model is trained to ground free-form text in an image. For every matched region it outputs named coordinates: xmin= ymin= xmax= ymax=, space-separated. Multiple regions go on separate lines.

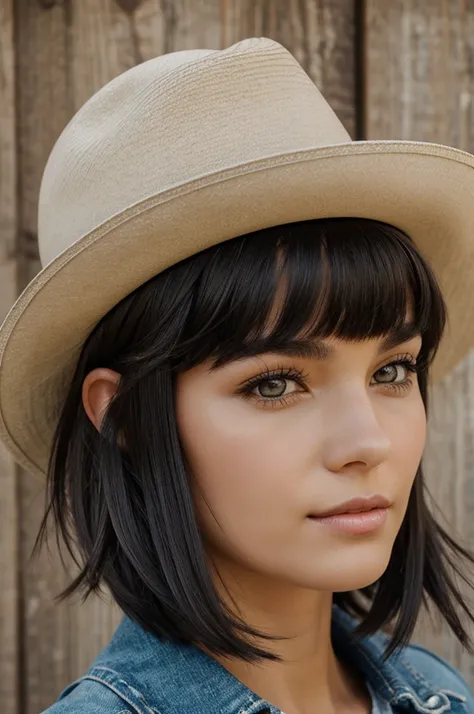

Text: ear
xmin=82 ymin=368 xmax=121 ymax=433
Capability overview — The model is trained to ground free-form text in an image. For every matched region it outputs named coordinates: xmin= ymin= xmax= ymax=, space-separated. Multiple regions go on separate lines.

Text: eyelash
xmin=236 ymin=354 xmax=422 ymax=409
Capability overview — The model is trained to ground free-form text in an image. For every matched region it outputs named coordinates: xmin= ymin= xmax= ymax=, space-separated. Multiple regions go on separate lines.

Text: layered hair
xmin=35 ymin=218 xmax=474 ymax=662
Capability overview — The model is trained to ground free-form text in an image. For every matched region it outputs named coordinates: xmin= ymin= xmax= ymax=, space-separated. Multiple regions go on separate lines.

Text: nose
xmin=320 ymin=389 xmax=391 ymax=474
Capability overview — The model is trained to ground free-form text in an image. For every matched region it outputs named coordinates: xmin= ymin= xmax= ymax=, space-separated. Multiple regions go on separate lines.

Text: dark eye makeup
xmin=235 ymin=352 xmax=424 ymax=408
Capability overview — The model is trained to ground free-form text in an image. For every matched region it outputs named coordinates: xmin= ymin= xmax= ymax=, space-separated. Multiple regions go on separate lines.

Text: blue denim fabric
xmin=366 ymin=681 xmax=393 ymax=713
xmin=42 ymin=606 xmax=473 ymax=714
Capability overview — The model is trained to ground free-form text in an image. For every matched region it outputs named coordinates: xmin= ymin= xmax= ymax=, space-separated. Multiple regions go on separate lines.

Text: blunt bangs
xmin=170 ymin=218 xmax=445 ymax=373
xmin=35 ymin=217 xmax=474 ymax=665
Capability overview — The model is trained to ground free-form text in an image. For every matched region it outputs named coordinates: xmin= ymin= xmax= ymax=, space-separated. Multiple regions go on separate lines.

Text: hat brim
xmin=1 ymin=139 xmax=474 ymax=479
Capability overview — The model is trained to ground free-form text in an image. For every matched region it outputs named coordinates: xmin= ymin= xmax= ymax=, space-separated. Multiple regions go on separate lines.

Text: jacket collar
xmin=331 ymin=608 xmax=456 ymax=713
xmin=89 ymin=606 xmax=460 ymax=714
xmin=93 ymin=613 xmax=269 ymax=714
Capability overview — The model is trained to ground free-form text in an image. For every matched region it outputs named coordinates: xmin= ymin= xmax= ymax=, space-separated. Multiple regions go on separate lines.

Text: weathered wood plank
xmin=422 ymin=356 xmax=474 ymax=685
xmin=0 ymin=1 xmax=20 ymax=711
xmin=14 ymin=2 xmax=73 ymax=709
xmin=365 ymin=0 xmax=474 ymax=687
xmin=14 ymin=1 xmax=128 ymax=710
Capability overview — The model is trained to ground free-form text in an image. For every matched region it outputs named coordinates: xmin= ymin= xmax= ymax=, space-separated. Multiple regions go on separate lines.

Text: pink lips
xmin=307 ymin=495 xmax=391 ymax=535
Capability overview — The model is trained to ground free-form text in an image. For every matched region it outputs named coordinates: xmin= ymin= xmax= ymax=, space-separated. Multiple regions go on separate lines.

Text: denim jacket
xmin=43 ymin=606 xmax=473 ymax=714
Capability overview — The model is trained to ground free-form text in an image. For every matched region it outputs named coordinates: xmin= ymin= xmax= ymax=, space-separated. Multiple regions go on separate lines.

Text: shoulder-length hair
xmin=35 ymin=217 xmax=474 ymax=662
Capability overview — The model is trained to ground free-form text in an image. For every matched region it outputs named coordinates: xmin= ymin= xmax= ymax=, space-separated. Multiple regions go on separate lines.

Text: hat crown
xmin=38 ymin=37 xmax=350 ymax=267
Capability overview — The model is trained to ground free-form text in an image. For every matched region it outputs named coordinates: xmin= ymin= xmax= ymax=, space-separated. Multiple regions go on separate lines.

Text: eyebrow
xmin=210 ymin=322 xmax=422 ymax=369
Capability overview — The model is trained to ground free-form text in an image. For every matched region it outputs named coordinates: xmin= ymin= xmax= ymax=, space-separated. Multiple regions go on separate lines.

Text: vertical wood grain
xmin=15 ymin=3 xmax=75 ymax=710
xmin=0 ymin=2 xmax=20 ymax=712
xmin=14 ymin=1 xmax=126 ymax=710
xmin=365 ymin=0 xmax=474 ymax=687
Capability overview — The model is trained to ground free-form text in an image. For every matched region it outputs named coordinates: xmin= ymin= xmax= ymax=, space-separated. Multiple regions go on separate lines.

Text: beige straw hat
xmin=1 ymin=36 xmax=474 ymax=480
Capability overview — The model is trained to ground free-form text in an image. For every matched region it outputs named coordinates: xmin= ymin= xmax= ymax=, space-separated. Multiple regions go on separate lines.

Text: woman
xmin=0 ymin=37 xmax=473 ymax=714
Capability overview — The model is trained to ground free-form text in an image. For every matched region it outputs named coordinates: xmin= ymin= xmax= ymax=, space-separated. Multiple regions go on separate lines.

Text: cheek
xmin=391 ymin=393 xmax=426 ymax=479
xmin=381 ymin=391 xmax=426 ymax=520
xmin=175 ymin=383 xmax=310 ymax=559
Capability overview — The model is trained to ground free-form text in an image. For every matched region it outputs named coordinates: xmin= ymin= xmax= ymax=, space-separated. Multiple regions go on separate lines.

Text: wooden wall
xmin=0 ymin=1 xmax=473 ymax=711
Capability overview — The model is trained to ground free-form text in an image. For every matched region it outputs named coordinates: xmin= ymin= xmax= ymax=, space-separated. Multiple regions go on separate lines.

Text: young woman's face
xmin=175 ymin=327 xmax=426 ymax=592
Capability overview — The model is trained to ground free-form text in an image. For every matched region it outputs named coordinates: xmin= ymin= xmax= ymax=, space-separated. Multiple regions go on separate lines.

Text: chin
xmin=328 ymin=565 xmax=387 ymax=592
xmin=291 ymin=541 xmax=394 ymax=592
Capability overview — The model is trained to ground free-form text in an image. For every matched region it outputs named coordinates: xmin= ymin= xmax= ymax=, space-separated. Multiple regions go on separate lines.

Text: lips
xmin=306 ymin=495 xmax=392 ymax=535
xmin=308 ymin=494 xmax=391 ymax=519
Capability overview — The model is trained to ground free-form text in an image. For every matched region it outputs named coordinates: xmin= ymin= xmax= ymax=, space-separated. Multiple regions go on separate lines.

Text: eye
xmin=374 ymin=363 xmax=408 ymax=383
xmin=236 ymin=366 xmax=308 ymax=407
xmin=256 ymin=376 xmax=297 ymax=398
xmin=371 ymin=356 xmax=419 ymax=391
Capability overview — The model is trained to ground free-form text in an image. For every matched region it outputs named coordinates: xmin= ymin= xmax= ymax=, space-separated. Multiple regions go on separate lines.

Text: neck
xmin=202 ymin=561 xmax=370 ymax=714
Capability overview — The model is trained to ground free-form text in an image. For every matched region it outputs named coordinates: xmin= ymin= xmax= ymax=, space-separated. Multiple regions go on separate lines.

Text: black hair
xmin=34 ymin=217 xmax=474 ymax=662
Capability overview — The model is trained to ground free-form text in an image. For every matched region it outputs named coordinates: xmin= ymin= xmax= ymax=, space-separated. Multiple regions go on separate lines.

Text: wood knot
xmin=37 ymin=0 xmax=61 ymax=8
xmin=21 ymin=230 xmax=40 ymax=262
xmin=115 ymin=0 xmax=143 ymax=12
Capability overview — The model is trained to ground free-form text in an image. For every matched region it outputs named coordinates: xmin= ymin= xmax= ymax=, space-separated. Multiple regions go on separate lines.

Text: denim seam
xmin=395 ymin=692 xmax=451 ymax=714
xmin=439 ymin=690 xmax=467 ymax=703
xmin=85 ymin=671 xmax=160 ymax=714
xmin=237 ymin=696 xmax=270 ymax=714
xmin=401 ymin=659 xmax=468 ymax=710
xmin=353 ymin=645 xmax=396 ymax=697
xmin=403 ymin=660 xmax=432 ymax=687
